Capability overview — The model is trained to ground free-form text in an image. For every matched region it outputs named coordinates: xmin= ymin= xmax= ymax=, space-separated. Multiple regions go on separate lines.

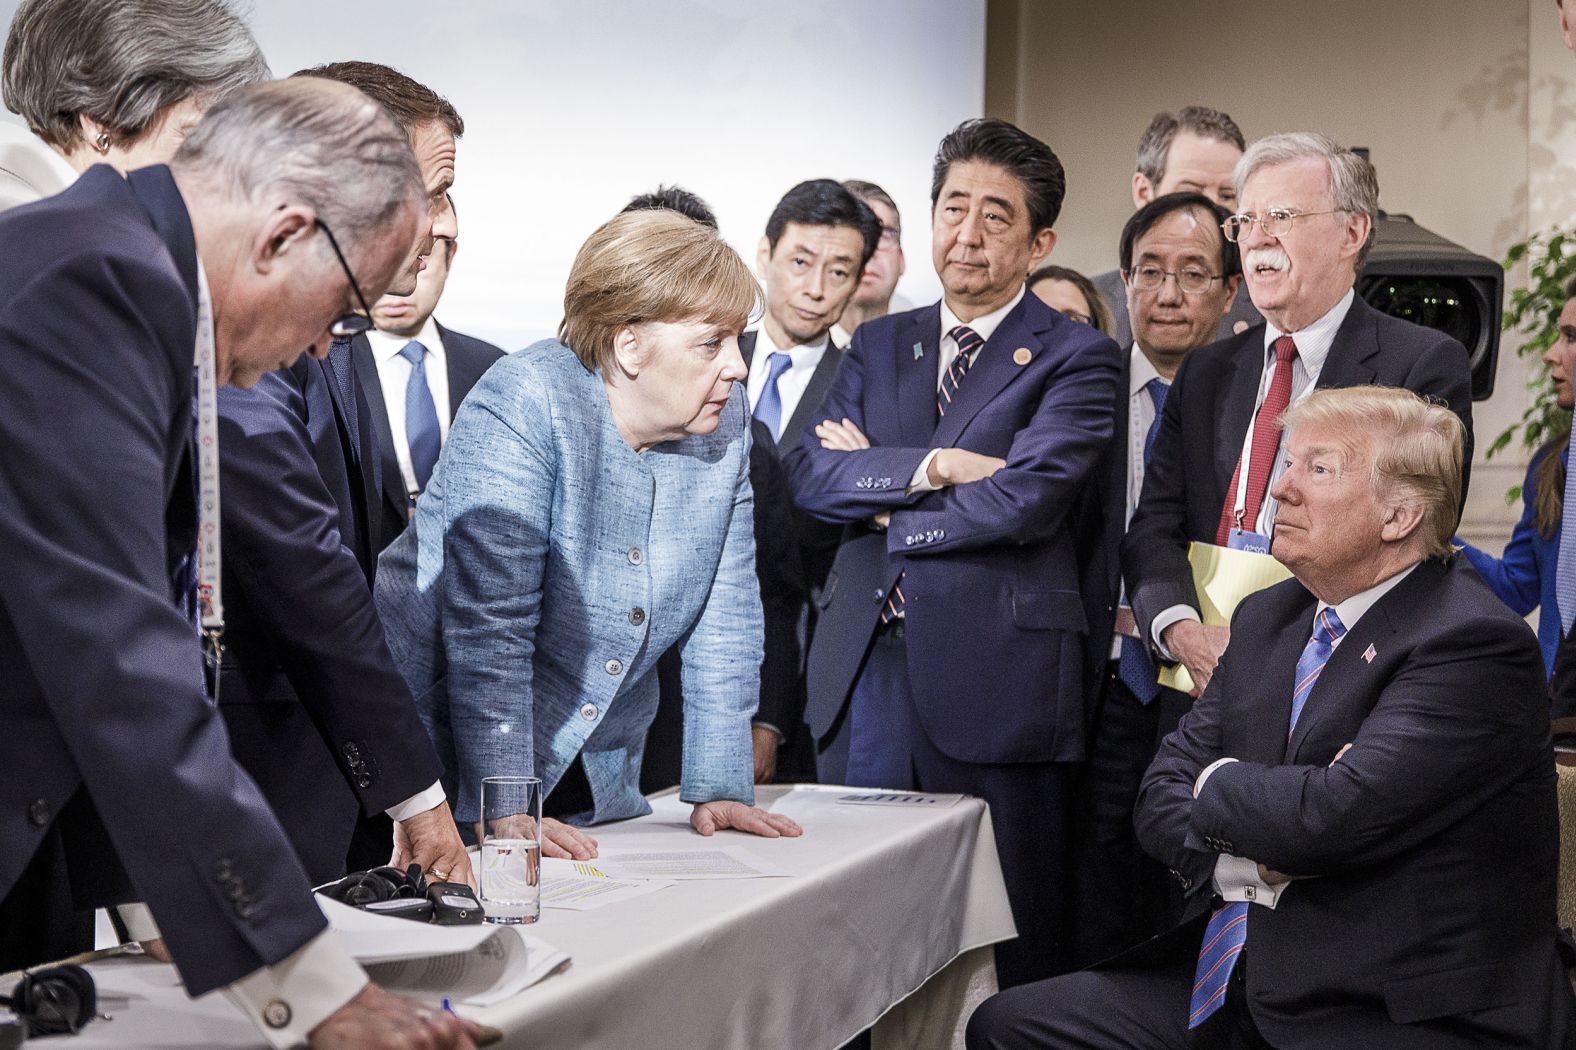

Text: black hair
xmin=764 ymin=179 xmax=881 ymax=266
xmin=1118 ymin=191 xmax=1239 ymax=278
xmin=930 ymin=118 xmax=1065 ymax=237
xmin=622 ymin=184 xmax=718 ymax=229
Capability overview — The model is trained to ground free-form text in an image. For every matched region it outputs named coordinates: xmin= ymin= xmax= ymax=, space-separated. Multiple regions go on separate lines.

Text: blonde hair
xmin=558 ymin=209 xmax=760 ymax=373
xmin=1278 ymin=386 xmax=1463 ymax=559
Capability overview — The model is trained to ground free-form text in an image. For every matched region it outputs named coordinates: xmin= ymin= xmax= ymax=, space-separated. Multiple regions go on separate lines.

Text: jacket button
xmin=905 ymin=536 xmax=915 ymax=546
xmin=605 ymin=659 xmax=623 ymax=676
xmin=873 ymin=590 xmax=884 ymax=601
xmin=357 ymin=775 xmax=374 ymax=789
xmin=938 ymin=529 xmax=946 ymax=539
xmin=580 ymin=703 xmax=599 ymax=721
xmin=27 ymin=798 xmax=50 ymax=827
xmin=627 ymin=548 xmax=644 ymax=565
xmin=262 ymin=999 xmax=292 ymax=1029
xmin=628 ymin=607 xmax=645 ymax=626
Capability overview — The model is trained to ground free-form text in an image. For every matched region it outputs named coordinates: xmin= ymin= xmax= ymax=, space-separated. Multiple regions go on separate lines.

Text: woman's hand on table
xmin=541 ymin=817 xmax=599 ymax=860
xmin=690 ymin=800 xmax=803 ymax=839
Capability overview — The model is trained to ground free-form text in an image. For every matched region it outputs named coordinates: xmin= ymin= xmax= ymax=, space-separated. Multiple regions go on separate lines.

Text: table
xmin=58 ymin=785 xmax=1016 ymax=1049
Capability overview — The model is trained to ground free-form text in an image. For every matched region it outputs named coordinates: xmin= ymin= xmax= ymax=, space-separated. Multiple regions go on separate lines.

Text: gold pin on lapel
xmin=1013 ymin=347 xmax=1032 ymax=366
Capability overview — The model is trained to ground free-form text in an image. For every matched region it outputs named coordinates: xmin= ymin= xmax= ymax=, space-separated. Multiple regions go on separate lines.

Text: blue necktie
xmin=400 ymin=339 xmax=441 ymax=491
xmin=175 ymin=372 xmax=202 ymax=638
xmin=1189 ymin=606 xmax=1345 ymax=1028
xmin=1558 ymin=449 xmax=1576 ymax=633
xmin=1117 ymin=378 xmax=1170 ymax=703
xmin=751 ymin=351 xmax=794 ymax=441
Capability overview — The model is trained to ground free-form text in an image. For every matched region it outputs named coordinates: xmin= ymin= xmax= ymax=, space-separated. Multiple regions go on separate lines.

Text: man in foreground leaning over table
xmin=970 ymin=385 xmax=1574 ymax=1049
xmin=0 ymin=79 xmax=477 ymax=1049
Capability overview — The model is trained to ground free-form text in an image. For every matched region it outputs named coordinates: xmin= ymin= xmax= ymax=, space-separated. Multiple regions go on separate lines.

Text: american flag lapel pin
xmin=913 ymin=342 xmax=925 ymax=360
xmin=1362 ymin=643 xmax=1377 ymax=664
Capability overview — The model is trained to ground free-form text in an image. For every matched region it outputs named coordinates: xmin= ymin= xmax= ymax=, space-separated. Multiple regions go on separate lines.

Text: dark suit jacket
xmin=784 ymin=292 xmax=1121 ymax=764
xmin=1124 ymin=295 xmax=1474 ymax=651
xmin=0 ymin=165 xmax=326 ymax=994
xmin=1093 ymin=267 xmax=1260 ymax=349
xmin=1136 ymin=557 xmax=1572 ymax=1048
xmin=351 ymin=324 xmax=504 ymax=553
xmin=215 ymin=341 xmax=442 ymax=883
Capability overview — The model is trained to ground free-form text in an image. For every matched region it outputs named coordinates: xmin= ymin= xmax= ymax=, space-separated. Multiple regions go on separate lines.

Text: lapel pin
xmin=1013 ymin=347 xmax=1032 ymax=366
xmin=913 ymin=342 xmax=924 ymax=360
xmin=1362 ymin=643 xmax=1376 ymax=664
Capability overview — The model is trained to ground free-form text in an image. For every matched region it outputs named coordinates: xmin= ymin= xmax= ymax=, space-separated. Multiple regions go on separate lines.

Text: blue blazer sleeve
xmin=1458 ymin=455 xmax=1546 ymax=616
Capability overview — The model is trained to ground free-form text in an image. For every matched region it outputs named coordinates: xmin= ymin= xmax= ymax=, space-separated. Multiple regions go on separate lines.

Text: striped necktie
xmin=881 ymin=325 xmax=984 ymax=624
xmin=1189 ymin=605 xmax=1345 ymax=1028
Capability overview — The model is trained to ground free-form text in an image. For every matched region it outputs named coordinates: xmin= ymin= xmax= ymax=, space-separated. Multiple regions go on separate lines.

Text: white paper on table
xmin=834 ymin=791 xmax=963 ymax=808
xmin=317 ymin=896 xmax=569 ymax=1006
xmin=571 ymin=844 xmax=791 ymax=880
xmin=767 ymin=785 xmax=962 ymax=825
xmin=540 ymin=858 xmax=676 ymax=910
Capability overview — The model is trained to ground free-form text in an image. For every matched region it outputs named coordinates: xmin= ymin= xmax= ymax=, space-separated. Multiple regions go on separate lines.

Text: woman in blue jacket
xmin=377 ymin=210 xmax=802 ymax=856
xmin=1460 ymin=284 xmax=1576 ymax=676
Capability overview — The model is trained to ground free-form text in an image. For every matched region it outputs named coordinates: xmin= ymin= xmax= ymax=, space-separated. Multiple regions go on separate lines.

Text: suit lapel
xmin=896 ymin=304 xmax=942 ymax=448
xmin=783 ymin=343 xmax=843 ymax=450
xmin=125 ymin=166 xmax=199 ymax=312
xmin=351 ymin=334 xmax=406 ymax=518
xmin=1239 ymin=587 xmax=1318 ymax=763
xmin=739 ymin=329 xmax=757 ymax=371
xmin=929 ymin=295 xmax=1042 ymax=449
xmin=1285 ymin=559 xmax=1444 ymax=760
xmin=1214 ymin=329 xmax=1267 ymax=505
xmin=1313 ymin=296 xmax=1380 ymax=390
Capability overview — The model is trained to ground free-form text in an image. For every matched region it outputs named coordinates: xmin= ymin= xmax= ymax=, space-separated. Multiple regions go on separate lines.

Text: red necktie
xmin=1215 ymin=335 xmax=1297 ymax=545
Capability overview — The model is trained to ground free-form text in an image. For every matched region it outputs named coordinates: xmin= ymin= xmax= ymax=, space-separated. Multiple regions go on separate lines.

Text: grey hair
xmin=1233 ymin=131 xmax=1380 ymax=268
xmin=170 ymin=79 xmax=425 ymax=271
xmin=1134 ymin=105 xmax=1245 ymax=186
xmin=3 ymin=0 xmax=268 ymax=151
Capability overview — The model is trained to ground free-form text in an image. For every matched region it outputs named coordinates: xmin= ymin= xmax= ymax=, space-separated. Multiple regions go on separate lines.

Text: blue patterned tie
xmin=1189 ymin=605 xmax=1345 ymax=1028
xmin=751 ymin=351 xmax=794 ymax=441
xmin=1558 ymin=449 xmax=1576 ymax=632
xmin=880 ymin=326 xmax=984 ymax=624
xmin=400 ymin=339 xmax=441 ymax=491
xmin=1117 ymin=378 xmax=1170 ymax=703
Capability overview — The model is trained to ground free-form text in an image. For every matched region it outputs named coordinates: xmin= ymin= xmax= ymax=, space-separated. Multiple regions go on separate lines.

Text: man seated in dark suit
xmin=1124 ymin=131 xmax=1474 ymax=707
xmin=742 ymin=179 xmax=880 ymax=780
xmin=969 ymin=385 xmax=1574 ymax=1050
xmin=1092 ymin=106 xmax=1259 ymax=348
xmin=785 ymin=118 xmax=1121 ymax=986
xmin=357 ymin=236 xmax=504 ymax=553
xmin=1070 ymin=191 xmax=1242 ymax=967
xmin=210 ymin=61 xmax=485 ymax=895
xmin=0 ymin=78 xmax=476 ymax=1048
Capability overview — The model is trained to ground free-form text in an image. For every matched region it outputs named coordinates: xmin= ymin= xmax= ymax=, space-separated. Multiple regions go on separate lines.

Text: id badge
xmin=1226 ymin=527 xmax=1272 ymax=554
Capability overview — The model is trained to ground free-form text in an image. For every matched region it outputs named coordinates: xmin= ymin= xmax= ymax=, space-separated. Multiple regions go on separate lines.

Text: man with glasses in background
xmin=196 ymin=63 xmax=471 ymax=911
xmin=1070 ymin=191 xmax=1242 ymax=966
xmin=833 ymin=179 xmax=908 ymax=344
xmin=1122 ymin=132 xmax=1473 ymax=719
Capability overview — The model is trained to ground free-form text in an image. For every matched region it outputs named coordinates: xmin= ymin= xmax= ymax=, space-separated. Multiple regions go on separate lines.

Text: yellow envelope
xmin=1156 ymin=541 xmax=1293 ymax=693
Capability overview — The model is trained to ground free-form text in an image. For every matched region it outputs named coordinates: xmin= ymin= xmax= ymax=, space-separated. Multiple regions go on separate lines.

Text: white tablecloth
xmin=60 ymin=785 xmax=1016 ymax=1049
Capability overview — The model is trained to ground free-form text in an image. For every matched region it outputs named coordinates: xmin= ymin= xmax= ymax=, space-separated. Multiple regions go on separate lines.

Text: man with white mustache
xmin=1123 ymin=132 xmax=1473 ymax=699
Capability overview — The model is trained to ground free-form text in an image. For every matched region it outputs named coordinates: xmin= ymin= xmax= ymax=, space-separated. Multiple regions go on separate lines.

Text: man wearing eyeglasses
xmin=833 ymin=179 xmax=909 ymax=344
xmin=1123 ymin=132 xmax=1473 ymax=712
xmin=201 ymin=62 xmax=472 ymax=905
xmin=1070 ymin=191 xmax=1241 ymax=966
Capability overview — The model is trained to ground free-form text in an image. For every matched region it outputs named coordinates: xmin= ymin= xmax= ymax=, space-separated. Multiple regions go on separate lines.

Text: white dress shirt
xmin=744 ymin=326 xmax=829 ymax=441
xmin=1194 ymin=560 xmax=1420 ymax=909
xmin=367 ymin=319 xmax=451 ymax=500
xmin=1151 ymin=288 xmax=1357 ymax=653
xmin=909 ymin=286 xmax=1027 ymax=492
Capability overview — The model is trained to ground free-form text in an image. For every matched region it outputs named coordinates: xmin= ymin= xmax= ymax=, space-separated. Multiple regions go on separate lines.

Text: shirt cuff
xmin=385 ymin=781 xmax=447 ymax=823
xmin=1194 ymin=756 xmax=1238 ymax=798
xmin=1211 ymin=852 xmax=1282 ymax=909
xmin=223 ymin=930 xmax=368 ymax=1049
xmin=117 ymin=903 xmax=161 ymax=942
xmin=751 ymin=720 xmax=785 ymax=742
xmin=1151 ymin=604 xmax=1201 ymax=661
xmin=907 ymin=449 xmax=943 ymax=494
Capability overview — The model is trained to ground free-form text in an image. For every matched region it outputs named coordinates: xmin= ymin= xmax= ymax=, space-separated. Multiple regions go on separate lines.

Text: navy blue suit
xmin=0 ymin=165 xmax=326 ymax=991
xmin=784 ymin=291 xmax=1121 ymax=984
xmin=215 ymin=339 xmax=442 ymax=884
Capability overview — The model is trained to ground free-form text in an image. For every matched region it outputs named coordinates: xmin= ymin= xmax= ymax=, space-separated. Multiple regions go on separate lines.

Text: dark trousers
xmin=1069 ymin=667 xmax=1189 ymax=967
xmin=965 ymin=950 xmax=1274 ymax=1050
xmin=817 ymin=623 xmax=1076 ymax=988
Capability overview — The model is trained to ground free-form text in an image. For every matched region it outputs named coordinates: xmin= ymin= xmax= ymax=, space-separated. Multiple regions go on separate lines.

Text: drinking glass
xmin=478 ymin=776 xmax=543 ymax=924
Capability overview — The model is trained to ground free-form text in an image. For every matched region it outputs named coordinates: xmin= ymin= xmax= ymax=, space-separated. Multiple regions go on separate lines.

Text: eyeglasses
xmin=1221 ymin=208 xmax=1344 ymax=242
xmin=315 ymin=219 xmax=376 ymax=339
xmin=1126 ymin=264 xmax=1224 ymax=295
xmin=1060 ymin=309 xmax=1092 ymax=326
xmin=878 ymin=225 xmax=901 ymax=246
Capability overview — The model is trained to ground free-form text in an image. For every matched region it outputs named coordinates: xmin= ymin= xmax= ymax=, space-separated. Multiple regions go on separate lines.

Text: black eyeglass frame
xmin=315 ymin=219 xmax=376 ymax=339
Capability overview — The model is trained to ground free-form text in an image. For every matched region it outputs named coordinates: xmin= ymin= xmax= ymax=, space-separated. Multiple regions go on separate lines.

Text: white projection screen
xmin=0 ymin=1 xmax=986 ymax=350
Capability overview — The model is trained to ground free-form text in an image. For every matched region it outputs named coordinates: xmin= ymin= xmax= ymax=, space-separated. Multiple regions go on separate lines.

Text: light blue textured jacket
xmin=375 ymin=340 xmax=761 ymax=824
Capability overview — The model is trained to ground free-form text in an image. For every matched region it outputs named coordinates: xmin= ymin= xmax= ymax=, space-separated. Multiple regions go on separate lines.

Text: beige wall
xmin=987 ymin=0 xmax=1575 ymax=542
